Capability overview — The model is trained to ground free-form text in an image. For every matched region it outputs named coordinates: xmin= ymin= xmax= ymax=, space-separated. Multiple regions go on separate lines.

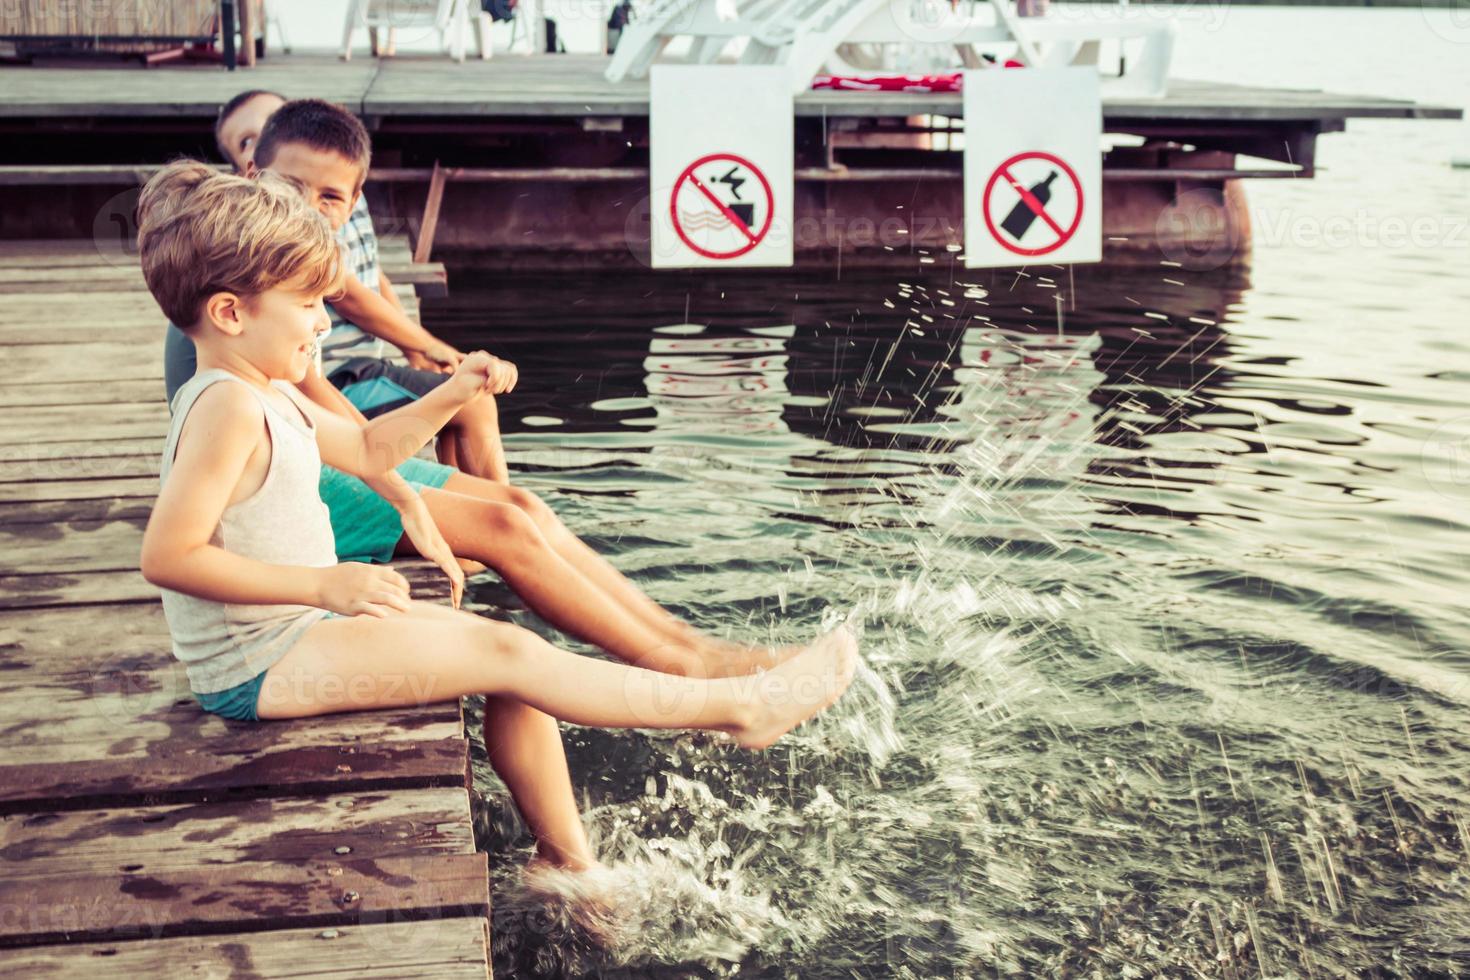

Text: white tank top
xmin=159 ymin=369 xmax=337 ymax=694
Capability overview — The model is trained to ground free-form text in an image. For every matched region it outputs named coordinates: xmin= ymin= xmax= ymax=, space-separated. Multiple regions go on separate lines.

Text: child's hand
xmin=315 ymin=563 xmax=413 ymax=617
xmin=420 ymin=339 xmax=464 ymax=373
xmin=405 ymin=349 xmax=447 ymax=374
xmin=394 ymin=494 xmax=465 ymax=609
xmin=453 ymin=350 xmax=518 ymax=397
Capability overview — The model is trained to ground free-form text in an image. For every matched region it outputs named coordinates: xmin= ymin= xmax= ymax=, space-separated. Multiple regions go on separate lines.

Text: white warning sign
xmin=964 ymin=67 xmax=1102 ymax=268
xmin=650 ymin=65 xmax=793 ymax=269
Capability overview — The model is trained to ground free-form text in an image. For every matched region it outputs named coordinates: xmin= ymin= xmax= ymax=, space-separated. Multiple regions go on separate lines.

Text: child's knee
xmin=458 ymin=393 xmax=500 ymax=427
xmin=477 ymin=617 xmax=550 ymax=663
xmin=482 ymin=503 xmax=543 ymax=553
xmin=507 ymin=486 xmax=556 ymax=527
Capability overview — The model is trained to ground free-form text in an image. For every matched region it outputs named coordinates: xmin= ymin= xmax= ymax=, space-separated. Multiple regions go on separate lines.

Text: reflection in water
xmin=443 ymin=260 xmax=1470 ymax=978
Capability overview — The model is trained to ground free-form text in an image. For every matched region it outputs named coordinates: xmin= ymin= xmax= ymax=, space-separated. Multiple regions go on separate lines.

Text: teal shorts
xmin=320 ymin=457 xmax=456 ymax=564
xmin=195 ymin=670 xmax=269 ymax=722
xmin=195 ymin=615 xmax=342 ymax=722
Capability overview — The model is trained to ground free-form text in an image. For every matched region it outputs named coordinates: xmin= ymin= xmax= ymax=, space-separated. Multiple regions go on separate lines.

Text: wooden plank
xmin=0 ymin=59 xmax=381 ymax=118
xmin=0 ymin=464 xmax=158 ymax=491
xmin=0 ymin=403 xmax=167 ymax=448
xmin=0 ymin=852 xmax=488 ymax=947
xmin=0 ymin=516 xmax=147 ymax=575
xmin=0 ymin=286 xmax=162 ymax=311
xmin=0 ymin=493 xmax=155 ymax=524
xmin=0 ymin=788 xmax=476 ymax=880
xmin=0 ymin=305 xmax=163 ymax=328
xmin=0 ymin=279 xmax=159 ymax=296
xmin=0 ymin=720 xmax=469 ymax=813
xmin=0 ymin=343 xmax=162 ymax=384
xmin=0 ymin=570 xmax=158 ymax=609
xmin=0 ymin=266 xmax=146 ymax=285
xmin=0 ymin=918 xmax=490 ymax=978
xmin=0 ymin=379 xmax=161 ymax=408
xmin=0 ymin=603 xmax=173 ymax=674
xmin=0 ymin=439 xmax=162 ymax=476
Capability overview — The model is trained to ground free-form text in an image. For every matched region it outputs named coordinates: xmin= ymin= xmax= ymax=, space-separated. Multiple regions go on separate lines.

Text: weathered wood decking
xmin=0 ymin=52 xmax=1457 ymax=123
xmin=0 ymin=239 xmax=494 ymax=976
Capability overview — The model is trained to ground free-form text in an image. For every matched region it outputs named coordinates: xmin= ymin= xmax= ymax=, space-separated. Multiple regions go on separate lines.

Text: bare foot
xmin=456 ymin=557 xmax=488 ymax=576
xmin=728 ymin=626 xmax=858 ymax=749
xmin=528 ymin=853 xmax=605 ymax=875
xmin=522 ymin=858 xmax=625 ymax=949
xmin=692 ymin=635 xmax=810 ymax=678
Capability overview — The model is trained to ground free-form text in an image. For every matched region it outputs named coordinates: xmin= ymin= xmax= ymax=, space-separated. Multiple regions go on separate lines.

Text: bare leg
xmin=404 ymin=491 xmax=711 ymax=675
xmin=444 ymin=395 xmax=509 ymax=484
xmin=483 ymin=695 xmax=597 ymax=870
xmin=254 ymin=602 xmax=856 ymax=751
xmin=437 ymin=474 xmax=782 ymax=674
xmin=435 ymin=435 xmax=461 ymax=471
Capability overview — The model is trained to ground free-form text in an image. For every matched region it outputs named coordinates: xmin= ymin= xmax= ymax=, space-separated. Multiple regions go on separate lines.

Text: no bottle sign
xmin=651 ymin=65 xmax=793 ymax=269
xmin=983 ymin=151 xmax=1084 ymax=256
xmin=964 ymin=67 xmax=1102 ymax=268
xmin=670 ymin=153 xmax=775 ymax=260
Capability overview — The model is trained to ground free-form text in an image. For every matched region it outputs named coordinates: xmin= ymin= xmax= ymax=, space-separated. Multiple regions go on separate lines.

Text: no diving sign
xmin=651 ymin=66 xmax=793 ymax=269
xmin=964 ymin=68 xmax=1102 ymax=268
xmin=671 ymin=153 xmax=775 ymax=260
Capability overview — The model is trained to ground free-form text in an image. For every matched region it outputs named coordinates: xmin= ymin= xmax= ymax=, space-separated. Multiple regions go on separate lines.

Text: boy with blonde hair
xmin=137 ymin=161 xmax=858 ymax=870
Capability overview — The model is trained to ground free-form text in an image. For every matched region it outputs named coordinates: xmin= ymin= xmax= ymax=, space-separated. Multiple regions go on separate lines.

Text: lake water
xmin=426 ymin=8 xmax=1470 ymax=977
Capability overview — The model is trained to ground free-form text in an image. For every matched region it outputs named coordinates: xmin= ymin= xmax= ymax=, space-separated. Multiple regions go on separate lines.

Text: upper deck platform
xmin=0 ymin=53 xmax=1458 ymax=125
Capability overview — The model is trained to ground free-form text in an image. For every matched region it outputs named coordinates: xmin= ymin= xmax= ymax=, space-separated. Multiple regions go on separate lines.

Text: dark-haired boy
xmin=164 ymin=95 xmax=509 ymax=483
xmin=214 ymin=91 xmax=461 ymax=374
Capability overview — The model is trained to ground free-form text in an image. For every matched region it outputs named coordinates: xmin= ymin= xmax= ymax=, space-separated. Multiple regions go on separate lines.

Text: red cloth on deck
xmin=811 ymin=66 xmax=1023 ymax=93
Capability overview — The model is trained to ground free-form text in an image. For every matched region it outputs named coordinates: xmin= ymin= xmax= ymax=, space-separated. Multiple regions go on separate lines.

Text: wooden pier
xmin=0 ymin=52 xmax=1455 ymax=122
xmin=0 ymin=239 xmax=494 ymax=977
xmin=0 ymin=54 xmax=1457 ymax=265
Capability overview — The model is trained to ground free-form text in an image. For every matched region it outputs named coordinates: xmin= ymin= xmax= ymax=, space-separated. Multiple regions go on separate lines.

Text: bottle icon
xmin=1000 ymin=170 xmax=1058 ymax=241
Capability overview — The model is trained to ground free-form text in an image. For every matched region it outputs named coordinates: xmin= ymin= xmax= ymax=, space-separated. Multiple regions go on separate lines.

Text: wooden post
xmin=413 ymin=161 xmax=447 ymax=264
xmin=239 ymin=0 xmax=256 ymax=67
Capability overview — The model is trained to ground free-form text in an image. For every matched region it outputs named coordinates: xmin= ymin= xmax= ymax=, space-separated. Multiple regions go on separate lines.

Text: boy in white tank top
xmin=137 ymin=161 xmax=859 ymax=875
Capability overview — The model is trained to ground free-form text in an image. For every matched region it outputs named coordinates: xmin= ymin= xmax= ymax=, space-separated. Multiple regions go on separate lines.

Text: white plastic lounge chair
xmin=341 ymin=0 xmax=493 ymax=62
xmin=606 ymin=0 xmax=1175 ymax=98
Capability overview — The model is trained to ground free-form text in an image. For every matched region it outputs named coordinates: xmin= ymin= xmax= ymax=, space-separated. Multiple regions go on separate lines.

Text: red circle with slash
xmin=670 ymin=152 xmax=775 ymax=260
xmin=982 ymin=151 xmax=1084 ymax=257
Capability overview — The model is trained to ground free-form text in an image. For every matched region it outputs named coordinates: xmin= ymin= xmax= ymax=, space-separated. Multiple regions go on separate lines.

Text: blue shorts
xmin=332 ymin=358 xmax=451 ymax=419
xmin=320 ymin=458 xmax=456 ymax=564
xmin=194 ymin=616 xmax=343 ymax=722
